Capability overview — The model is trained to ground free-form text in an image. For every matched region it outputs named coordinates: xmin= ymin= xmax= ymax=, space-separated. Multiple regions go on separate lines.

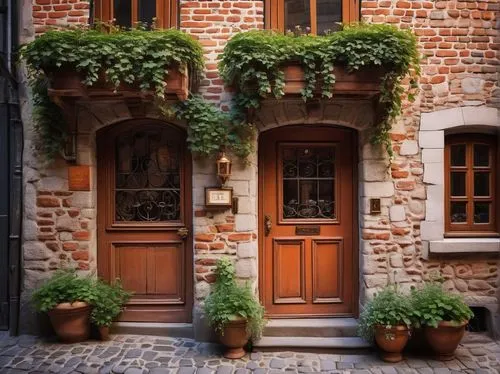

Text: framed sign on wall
xmin=205 ymin=187 xmax=233 ymax=208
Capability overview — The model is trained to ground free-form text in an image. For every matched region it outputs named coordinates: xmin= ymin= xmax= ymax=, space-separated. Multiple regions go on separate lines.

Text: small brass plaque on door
xmin=295 ymin=226 xmax=320 ymax=235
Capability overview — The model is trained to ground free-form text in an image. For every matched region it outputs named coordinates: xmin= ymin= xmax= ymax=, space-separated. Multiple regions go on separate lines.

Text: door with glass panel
xmin=97 ymin=121 xmax=192 ymax=322
xmin=259 ymin=126 xmax=357 ymax=317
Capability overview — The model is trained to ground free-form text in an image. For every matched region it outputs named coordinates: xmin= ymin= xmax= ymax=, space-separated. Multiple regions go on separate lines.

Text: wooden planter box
xmin=282 ymin=64 xmax=387 ymax=96
xmin=48 ymin=68 xmax=189 ymax=101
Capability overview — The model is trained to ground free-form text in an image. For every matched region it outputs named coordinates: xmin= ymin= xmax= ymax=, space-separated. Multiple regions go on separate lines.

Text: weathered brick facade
xmin=19 ymin=0 xmax=499 ymax=337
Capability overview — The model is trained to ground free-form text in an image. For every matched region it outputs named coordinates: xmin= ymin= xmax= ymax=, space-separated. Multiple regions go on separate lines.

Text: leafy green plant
xmin=204 ymin=258 xmax=266 ymax=341
xmin=357 ymin=286 xmax=414 ymax=342
xmin=32 ymin=269 xmax=97 ymax=312
xmin=20 ymin=25 xmax=205 ymax=160
xmin=165 ymin=95 xmax=254 ymax=158
xmin=219 ymin=23 xmax=421 ymax=156
xmin=91 ymin=279 xmax=132 ymax=327
xmin=410 ymin=282 xmax=473 ymax=328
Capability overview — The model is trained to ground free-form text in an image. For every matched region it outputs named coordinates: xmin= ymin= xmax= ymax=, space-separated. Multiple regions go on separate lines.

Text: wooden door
xmin=97 ymin=121 xmax=193 ymax=323
xmin=259 ymin=126 xmax=357 ymax=317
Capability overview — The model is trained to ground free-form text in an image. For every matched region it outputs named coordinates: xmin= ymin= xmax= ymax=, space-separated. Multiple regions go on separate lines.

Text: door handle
xmin=177 ymin=227 xmax=189 ymax=240
xmin=264 ymin=215 xmax=272 ymax=236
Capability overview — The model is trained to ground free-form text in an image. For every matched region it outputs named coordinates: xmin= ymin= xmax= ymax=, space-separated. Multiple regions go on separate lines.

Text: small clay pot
xmin=47 ymin=302 xmax=91 ymax=343
xmin=47 ymin=70 xmax=85 ymax=95
xmin=99 ymin=326 xmax=110 ymax=341
xmin=425 ymin=320 xmax=468 ymax=361
xmin=217 ymin=318 xmax=250 ymax=359
xmin=374 ymin=325 xmax=410 ymax=363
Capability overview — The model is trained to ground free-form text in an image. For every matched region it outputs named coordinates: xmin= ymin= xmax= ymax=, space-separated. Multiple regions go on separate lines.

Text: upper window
xmin=265 ymin=0 xmax=358 ymax=34
xmin=445 ymin=134 xmax=498 ymax=236
xmin=94 ymin=0 xmax=178 ymax=29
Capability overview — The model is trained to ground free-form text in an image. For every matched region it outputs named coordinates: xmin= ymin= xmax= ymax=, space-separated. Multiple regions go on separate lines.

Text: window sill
xmin=429 ymin=238 xmax=500 ymax=255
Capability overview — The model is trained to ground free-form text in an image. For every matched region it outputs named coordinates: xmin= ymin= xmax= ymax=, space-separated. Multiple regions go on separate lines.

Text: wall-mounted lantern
xmin=216 ymin=151 xmax=232 ymax=186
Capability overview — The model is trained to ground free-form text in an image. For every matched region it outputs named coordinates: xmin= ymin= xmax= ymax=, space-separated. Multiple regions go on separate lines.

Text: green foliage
xmin=30 ymin=77 xmax=67 ymax=161
xmin=32 ymin=269 xmax=132 ymax=327
xmin=357 ymin=286 xmax=414 ymax=342
xmin=20 ymin=25 xmax=205 ymax=160
xmin=31 ymin=269 xmax=97 ymax=312
xmin=21 ymin=26 xmax=204 ymax=98
xmin=167 ymin=95 xmax=254 ymax=158
xmin=204 ymin=258 xmax=266 ymax=341
xmin=219 ymin=24 xmax=421 ymax=156
xmin=90 ymin=279 xmax=132 ymax=327
xmin=410 ymin=282 xmax=473 ymax=328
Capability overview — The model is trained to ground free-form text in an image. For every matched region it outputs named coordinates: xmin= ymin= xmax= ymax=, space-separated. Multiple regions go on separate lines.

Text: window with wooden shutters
xmin=95 ymin=0 xmax=178 ymax=29
xmin=445 ymin=134 xmax=498 ymax=236
xmin=265 ymin=0 xmax=358 ymax=34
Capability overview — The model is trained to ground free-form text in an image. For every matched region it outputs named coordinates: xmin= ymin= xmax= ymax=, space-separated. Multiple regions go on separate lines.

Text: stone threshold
xmin=110 ymin=322 xmax=194 ymax=338
xmin=262 ymin=318 xmax=359 ymax=337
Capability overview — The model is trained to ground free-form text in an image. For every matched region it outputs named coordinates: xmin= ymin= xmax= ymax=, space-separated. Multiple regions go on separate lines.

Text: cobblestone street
xmin=1 ymin=333 xmax=499 ymax=374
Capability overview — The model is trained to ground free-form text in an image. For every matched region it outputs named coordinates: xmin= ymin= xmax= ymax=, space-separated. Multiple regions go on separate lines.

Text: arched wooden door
xmin=97 ymin=121 xmax=193 ymax=322
xmin=259 ymin=126 xmax=358 ymax=317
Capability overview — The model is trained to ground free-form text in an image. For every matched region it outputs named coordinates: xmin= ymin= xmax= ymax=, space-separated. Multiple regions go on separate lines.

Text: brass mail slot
xmin=295 ymin=226 xmax=320 ymax=235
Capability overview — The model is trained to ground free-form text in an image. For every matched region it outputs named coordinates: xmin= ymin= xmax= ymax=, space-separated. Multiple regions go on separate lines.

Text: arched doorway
xmin=97 ymin=120 xmax=193 ymax=322
xmin=259 ymin=125 xmax=358 ymax=317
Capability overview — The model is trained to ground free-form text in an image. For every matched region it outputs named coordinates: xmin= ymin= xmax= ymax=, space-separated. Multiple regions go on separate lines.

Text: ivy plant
xmin=204 ymin=258 xmax=266 ymax=341
xmin=410 ymin=282 xmax=473 ymax=328
xmin=20 ymin=25 xmax=205 ymax=161
xmin=165 ymin=95 xmax=254 ymax=158
xmin=90 ymin=279 xmax=132 ymax=327
xmin=219 ymin=23 xmax=421 ymax=155
xmin=357 ymin=285 xmax=414 ymax=342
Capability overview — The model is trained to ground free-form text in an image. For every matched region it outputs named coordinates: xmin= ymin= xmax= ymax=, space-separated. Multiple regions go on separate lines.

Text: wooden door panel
xmin=259 ymin=126 xmax=357 ymax=318
xmin=312 ymin=239 xmax=343 ymax=304
xmin=147 ymin=244 xmax=184 ymax=300
xmin=114 ymin=245 xmax=148 ymax=295
xmin=273 ymin=239 xmax=306 ymax=304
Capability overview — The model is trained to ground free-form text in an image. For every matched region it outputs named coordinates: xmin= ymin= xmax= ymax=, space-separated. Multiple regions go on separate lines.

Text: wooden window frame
xmin=264 ymin=0 xmax=359 ymax=34
xmin=94 ymin=0 xmax=178 ymax=29
xmin=444 ymin=134 xmax=499 ymax=237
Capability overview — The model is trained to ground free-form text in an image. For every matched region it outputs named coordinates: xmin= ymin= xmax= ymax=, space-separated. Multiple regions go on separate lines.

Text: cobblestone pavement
xmin=0 ymin=333 xmax=499 ymax=374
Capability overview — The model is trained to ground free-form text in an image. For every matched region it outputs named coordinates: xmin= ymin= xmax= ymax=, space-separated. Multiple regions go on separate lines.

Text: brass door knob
xmin=177 ymin=227 xmax=189 ymax=239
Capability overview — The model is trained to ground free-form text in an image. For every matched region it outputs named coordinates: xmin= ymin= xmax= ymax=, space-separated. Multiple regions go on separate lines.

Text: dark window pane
xmin=450 ymin=172 xmax=466 ymax=196
xmin=450 ymin=144 xmax=466 ymax=166
xmin=285 ymin=0 xmax=311 ymax=33
xmin=474 ymin=144 xmax=490 ymax=167
xmin=317 ymin=0 xmax=342 ymax=34
xmin=474 ymin=172 xmax=490 ymax=197
xmin=318 ymin=180 xmax=335 ymax=218
xmin=138 ymin=0 xmax=156 ymax=26
xmin=114 ymin=0 xmax=132 ymax=28
xmin=474 ymin=202 xmax=490 ymax=224
xmin=115 ymin=127 xmax=181 ymax=222
xmin=450 ymin=202 xmax=467 ymax=223
xmin=283 ymin=180 xmax=298 ymax=218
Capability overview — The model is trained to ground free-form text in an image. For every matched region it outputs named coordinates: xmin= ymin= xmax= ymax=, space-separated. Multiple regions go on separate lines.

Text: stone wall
xmin=19 ymin=0 xmax=500 ymax=336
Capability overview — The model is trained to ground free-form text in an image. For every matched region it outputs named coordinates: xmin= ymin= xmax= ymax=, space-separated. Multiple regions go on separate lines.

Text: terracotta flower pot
xmin=47 ymin=302 xmax=91 ymax=343
xmin=374 ymin=325 xmax=410 ymax=363
xmin=98 ymin=326 xmax=110 ymax=341
xmin=425 ymin=320 xmax=468 ymax=361
xmin=217 ymin=318 xmax=250 ymax=359
xmin=47 ymin=70 xmax=85 ymax=96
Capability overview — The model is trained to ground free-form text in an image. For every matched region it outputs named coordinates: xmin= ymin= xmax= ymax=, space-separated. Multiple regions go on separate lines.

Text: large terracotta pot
xmin=47 ymin=70 xmax=85 ymax=96
xmin=425 ymin=320 xmax=468 ymax=361
xmin=217 ymin=318 xmax=250 ymax=359
xmin=47 ymin=302 xmax=91 ymax=343
xmin=374 ymin=325 xmax=410 ymax=363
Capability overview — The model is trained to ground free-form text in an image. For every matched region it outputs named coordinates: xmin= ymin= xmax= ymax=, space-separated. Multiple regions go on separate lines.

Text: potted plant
xmin=204 ymin=258 xmax=265 ymax=359
xmin=32 ymin=269 xmax=96 ymax=343
xmin=358 ymin=286 xmax=413 ymax=363
xmin=91 ymin=279 xmax=132 ymax=341
xmin=411 ymin=282 xmax=473 ymax=361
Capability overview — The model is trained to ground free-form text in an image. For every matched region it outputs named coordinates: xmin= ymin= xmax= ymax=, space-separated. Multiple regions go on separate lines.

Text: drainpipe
xmin=0 ymin=0 xmax=23 ymax=336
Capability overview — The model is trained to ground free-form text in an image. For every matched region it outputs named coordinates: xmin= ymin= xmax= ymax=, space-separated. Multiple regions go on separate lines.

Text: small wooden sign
xmin=68 ymin=165 xmax=91 ymax=191
xmin=205 ymin=187 xmax=233 ymax=208
xmin=295 ymin=225 xmax=320 ymax=235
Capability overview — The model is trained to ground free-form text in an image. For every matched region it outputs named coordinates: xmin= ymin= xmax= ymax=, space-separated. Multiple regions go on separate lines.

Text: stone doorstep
xmin=254 ymin=336 xmax=371 ymax=352
xmin=262 ymin=318 xmax=359 ymax=338
xmin=110 ymin=322 xmax=194 ymax=338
